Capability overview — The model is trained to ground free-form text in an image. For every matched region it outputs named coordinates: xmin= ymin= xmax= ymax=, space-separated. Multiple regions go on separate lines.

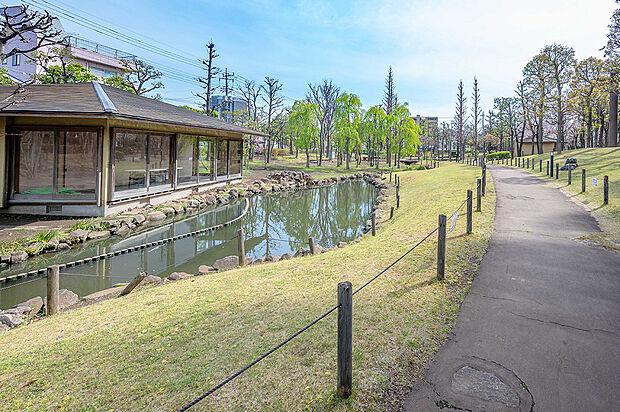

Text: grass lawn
xmin=244 ymin=153 xmax=426 ymax=181
xmin=496 ymin=147 xmax=620 ymax=247
xmin=0 ymin=162 xmax=494 ymax=411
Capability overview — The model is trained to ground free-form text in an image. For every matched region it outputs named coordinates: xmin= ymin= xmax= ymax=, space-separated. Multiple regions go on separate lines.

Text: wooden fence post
xmin=437 ymin=214 xmax=446 ymax=281
xmin=46 ymin=265 xmax=59 ymax=316
xmin=582 ymin=169 xmax=586 ymax=192
xmin=337 ymin=281 xmax=353 ymax=399
xmin=467 ymin=189 xmax=473 ymax=234
xmin=397 ymin=194 xmax=400 ymax=209
xmin=237 ymin=228 xmax=246 ymax=266
xmin=555 ymin=163 xmax=559 ymax=180
xmin=604 ymin=176 xmax=609 ymax=205
xmin=539 ymin=159 xmax=542 ymax=173
xmin=550 ymin=155 xmax=554 ymax=177
xmin=546 ymin=161 xmax=549 ymax=176
xmin=568 ymin=168 xmax=572 ymax=185
xmin=309 ymin=237 xmax=316 ymax=255
xmin=371 ymin=211 xmax=376 ymax=236
xmin=482 ymin=166 xmax=487 ymax=196
xmin=477 ymin=179 xmax=482 ymax=212
xmin=390 ymin=206 xmax=394 ymax=219
xmin=119 ymin=272 xmax=147 ymax=297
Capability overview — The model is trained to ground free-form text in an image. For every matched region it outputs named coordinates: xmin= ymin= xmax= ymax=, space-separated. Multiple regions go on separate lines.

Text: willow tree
xmin=334 ymin=92 xmax=362 ymax=169
xmin=363 ymin=106 xmax=387 ymax=168
xmin=289 ymin=100 xmax=319 ymax=167
xmin=392 ymin=103 xmax=421 ymax=163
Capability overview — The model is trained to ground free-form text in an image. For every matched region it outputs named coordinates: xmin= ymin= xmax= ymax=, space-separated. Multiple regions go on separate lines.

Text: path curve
xmin=404 ymin=165 xmax=620 ymax=411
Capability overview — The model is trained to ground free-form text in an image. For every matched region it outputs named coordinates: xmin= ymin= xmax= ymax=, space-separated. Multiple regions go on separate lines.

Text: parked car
xmin=560 ymin=158 xmax=578 ymax=171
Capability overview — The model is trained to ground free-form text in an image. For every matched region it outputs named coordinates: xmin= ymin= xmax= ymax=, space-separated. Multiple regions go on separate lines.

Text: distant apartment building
xmin=412 ymin=115 xmax=438 ymax=137
xmin=210 ymin=95 xmax=248 ymax=114
xmin=1 ymin=5 xmax=135 ymax=83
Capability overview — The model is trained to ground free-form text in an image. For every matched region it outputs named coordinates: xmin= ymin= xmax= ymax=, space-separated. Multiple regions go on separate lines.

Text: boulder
xmin=266 ymin=254 xmax=281 ymax=262
xmin=0 ymin=254 xmax=10 ymax=264
xmin=197 ymin=265 xmax=215 ymax=275
xmin=159 ymin=206 xmax=176 ymax=216
xmin=10 ymin=250 xmax=28 ymax=264
xmin=140 ymin=275 xmax=163 ymax=285
xmin=147 ymin=211 xmax=166 ymax=222
xmin=294 ymin=248 xmax=307 ymax=258
xmin=281 ymin=253 xmax=292 ymax=260
xmin=314 ymin=245 xmax=325 ymax=254
xmin=57 ymin=242 xmax=70 ymax=251
xmin=25 ymin=242 xmax=44 ymax=256
xmin=338 ymin=242 xmax=348 ymax=248
xmin=0 ymin=323 xmax=10 ymax=332
xmin=45 ymin=238 xmax=60 ymax=251
xmin=81 ymin=286 xmax=125 ymax=303
xmin=114 ymin=224 xmax=130 ymax=235
xmin=204 ymin=195 xmax=217 ymax=205
xmin=168 ymin=272 xmax=193 ymax=281
xmin=170 ymin=203 xmax=185 ymax=214
xmin=213 ymin=256 xmax=239 ymax=271
xmin=133 ymin=214 xmax=146 ymax=225
xmin=0 ymin=313 xmax=24 ymax=328
xmin=58 ymin=289 xmax=79 ymax=309
xmin=253 ymin=257 xmax=266 ymax=265
xmin=66 ymin=229 xmax=89 ymax=243
xmin=18 ymin=296 xmax=43 ymax=316
xmin=87 ymin=230 xmax=111 ymax=241
xmin=243 ymin=256 xmax=254 ymax=265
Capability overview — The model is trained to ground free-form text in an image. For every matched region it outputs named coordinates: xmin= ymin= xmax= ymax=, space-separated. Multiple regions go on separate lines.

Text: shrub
xmin=488 ymin=151 xmax=511 ymax=160
xmin=271 ymin=148 xmax=290 ymax=157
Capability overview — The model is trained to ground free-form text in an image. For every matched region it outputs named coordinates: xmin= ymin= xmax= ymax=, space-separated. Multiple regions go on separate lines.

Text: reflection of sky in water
xmin=0 ymin=180 xmax=376 ymax=309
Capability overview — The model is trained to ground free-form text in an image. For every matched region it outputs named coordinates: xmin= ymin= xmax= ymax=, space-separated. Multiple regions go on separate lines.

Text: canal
xmin=0 ymin=180 xmax=377 ymax=309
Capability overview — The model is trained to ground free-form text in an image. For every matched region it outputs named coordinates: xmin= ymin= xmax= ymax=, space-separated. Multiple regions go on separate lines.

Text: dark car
xmin=560 ymin=158 xmax=578 ymax=171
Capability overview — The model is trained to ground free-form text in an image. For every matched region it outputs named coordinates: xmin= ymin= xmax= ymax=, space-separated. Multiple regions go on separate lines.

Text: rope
xmin=59 ymin=272 xmax=134 ymax=280
xmin=352 ymin=226 xmax=439 ymax=296
xmin=177 ymin=303 xmax=340 ymax=411
xmin=0 ymin=198 xmax=250 ymax=283
xmin=0 ymin=276 xmax=44 ymax=291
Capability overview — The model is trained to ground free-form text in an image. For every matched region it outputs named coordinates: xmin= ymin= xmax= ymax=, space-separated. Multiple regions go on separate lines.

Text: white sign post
xmin=592 ymin=177 xmax=598 ymax=188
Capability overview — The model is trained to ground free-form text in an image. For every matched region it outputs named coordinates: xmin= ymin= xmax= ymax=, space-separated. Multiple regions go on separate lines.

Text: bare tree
xmin=306 ymin=80 xmax=340 ymax=165
xmin=454 ymin=80 xmax=467 ymax=160
xmin=260 ymin=76 xmax=284 ymax=166
xmin=105 ymin=59 xmax=164 ymax=95
xmin=0 ymin=5 xmax=63 ymax=109
xmin=195 ymin=42 xmax=219 ymax=115
xmin=472 ymin=77 xmax=481 ymax=157
xmin=236 ymin=78 xmax=261 ymax=123
xmin=383 ymin=67 xmax=397 ymax=166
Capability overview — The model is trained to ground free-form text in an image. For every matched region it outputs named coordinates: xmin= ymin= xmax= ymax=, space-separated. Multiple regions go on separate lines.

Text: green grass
xmin=496 ymin=147 xmax=620 ymax=248
xmin=246 ymin=154 xmax=416 ymax=180
xmin=0 ymin=163 xmax=495 ymax=411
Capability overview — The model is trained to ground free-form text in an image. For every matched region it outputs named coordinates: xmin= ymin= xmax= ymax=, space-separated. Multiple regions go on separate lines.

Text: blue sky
xmin=23 ymin=0 xmax=617 ymax=119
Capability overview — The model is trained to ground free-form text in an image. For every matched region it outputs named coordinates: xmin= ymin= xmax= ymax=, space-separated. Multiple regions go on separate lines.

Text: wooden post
xmin=237 ymin=228 xmax=245 ymax=266
xmin=466 ymin=189 xmax=473 ymax=234
xmin=390 ymin=206 xmax=394 ymax=219
xmin=437 ymin=214 xmax=446 ymax=281
xmin=539 ymin=159 xmax=542 ymax=173
xmin=518 ymin=158 xmax=520 ymax=167
xmin=476 ymin=179 xmax=482 ymax=212
xmin=390 ymin=169 xmax=392 ymax=183
xmin=511 ymin=158 xmax=513 ymax=166
xmin=555 ymin=163 xmax=559 ymax=180
xmin=582 ymin=169 xmax=586 ymax=192
xmin=568 ymin=168 xmax=572 ymax=185
xmin=119 ymin=272 xmax=147 ymax=297
xmin=46 ymin=265 xmax=59 ymax=316
xmin=604 ymin=176 xmax=609 ymax=205
xmin=337 ymin=281 xmax=352 ymax=399
xmin=550 ymin=155 xmax=554 ymax=177
xmin=396 ymin=194 xmax=400 ymax=209
xmin=482 ymin=166 xmax=486 ymax=196
xmin=546 ymin=161 xmax=549 ymax=176
xmin=371 ymin=211 xmax=376 ymax=236
xmin=309 ymin=237 xmax=316 ymax=255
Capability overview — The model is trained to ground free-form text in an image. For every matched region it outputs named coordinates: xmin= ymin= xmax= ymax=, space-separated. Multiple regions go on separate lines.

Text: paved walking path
xmin=404 ymin=166 xmax=620 ymax=411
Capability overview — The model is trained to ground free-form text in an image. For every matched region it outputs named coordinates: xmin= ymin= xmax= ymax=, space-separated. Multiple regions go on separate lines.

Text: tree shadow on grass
xmin=388 ymin=278 xmax=437 ymax=298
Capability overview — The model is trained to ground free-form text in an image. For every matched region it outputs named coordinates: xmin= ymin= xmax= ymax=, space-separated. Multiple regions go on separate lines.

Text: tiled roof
xmin=0 ymin=82 xmax=266 ymax=136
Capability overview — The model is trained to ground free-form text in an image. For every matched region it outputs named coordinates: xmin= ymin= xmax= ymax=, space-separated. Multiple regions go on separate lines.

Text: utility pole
xmin=220 ymin=68 xmax=235 ymax=122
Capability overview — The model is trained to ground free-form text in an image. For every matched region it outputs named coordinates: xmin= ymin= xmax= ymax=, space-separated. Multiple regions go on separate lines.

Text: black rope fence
xmin=177 ymin=178 xmax=482 ymax=411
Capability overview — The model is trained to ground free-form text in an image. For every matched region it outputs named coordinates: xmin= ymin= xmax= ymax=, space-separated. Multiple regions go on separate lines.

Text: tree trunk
xmin=609 ymin=88 xmax=618 ymax=147
xmin=306 ymin=146 xmax=310 ymax=168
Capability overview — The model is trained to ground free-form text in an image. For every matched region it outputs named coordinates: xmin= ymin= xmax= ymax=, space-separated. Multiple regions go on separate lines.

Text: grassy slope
xmin=0 ymin=163 xmax=494 ymax=411
xmin=502 ymin=147 xmax=619 ymax=245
